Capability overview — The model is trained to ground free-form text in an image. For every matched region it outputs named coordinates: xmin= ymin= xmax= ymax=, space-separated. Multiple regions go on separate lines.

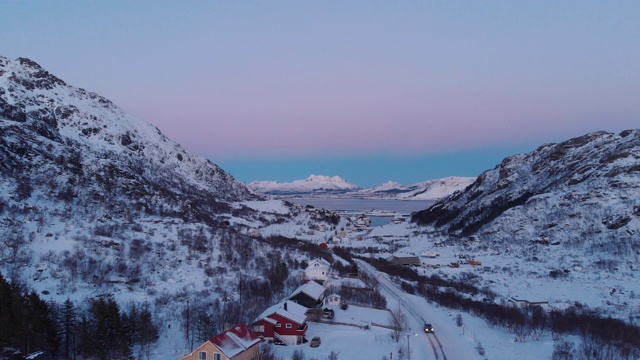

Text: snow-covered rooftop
xmin=254 ymin=300 xmax=308 ymax=326
xmin=209 ymin=323 xmax=260 ymax=359
xmin=290 ymin=281 xmax=326 ymax=301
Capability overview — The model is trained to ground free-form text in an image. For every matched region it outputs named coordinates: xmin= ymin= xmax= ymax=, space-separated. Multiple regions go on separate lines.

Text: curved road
xmin=356 ymin=259 xmax=448 ymax=360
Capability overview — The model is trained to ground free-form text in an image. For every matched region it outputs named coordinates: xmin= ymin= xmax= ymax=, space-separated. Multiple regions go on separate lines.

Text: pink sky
xmin=1 ymin=1 xmax=639 ymax=185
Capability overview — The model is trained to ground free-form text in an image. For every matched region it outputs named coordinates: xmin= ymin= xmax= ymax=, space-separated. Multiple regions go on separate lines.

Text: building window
xmin=213 ymin=353 xmax=221 ymax=360
xmin=254 ymin=325 xmax=265 ymax=333
xmin=198 ymin=352 xmax=207 ymax=360
xmin=275 ymin=323 xmax=281 ymax=327
xmin=286 ymin=323 xmax=292 ymax=329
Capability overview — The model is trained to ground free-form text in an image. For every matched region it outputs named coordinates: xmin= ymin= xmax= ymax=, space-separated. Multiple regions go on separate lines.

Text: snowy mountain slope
xmin=412 ymin=130 xmax=640 ymax=254
xmin=0 ymin=56 xmax=251 ymax=208
xmin=248 ymin=175 xmax=475 ymax=200
xmin=248 ymin=174 xmax=359 ymax=195
xmin=0 ymin=56 xmax=342 ymax=358
xmin=356 ymin=176 xmax=476 ymax=200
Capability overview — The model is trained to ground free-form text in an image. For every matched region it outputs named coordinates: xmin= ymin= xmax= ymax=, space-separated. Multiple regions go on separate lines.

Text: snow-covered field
xmin=160 ymin=292 xmax=556 ymax=360
xmin=328 ymin=218 xmax=640 ymax=320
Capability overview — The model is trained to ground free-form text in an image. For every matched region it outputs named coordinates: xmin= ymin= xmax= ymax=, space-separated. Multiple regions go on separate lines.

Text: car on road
xmin=310 ymin=336 xmax=321 ymax=347
xmin=424 ymin=323 xmax=434 ymax=333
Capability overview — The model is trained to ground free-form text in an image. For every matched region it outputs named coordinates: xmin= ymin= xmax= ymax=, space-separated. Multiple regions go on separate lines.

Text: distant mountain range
xmin=248 ymin=175 xmax=476 ymax=200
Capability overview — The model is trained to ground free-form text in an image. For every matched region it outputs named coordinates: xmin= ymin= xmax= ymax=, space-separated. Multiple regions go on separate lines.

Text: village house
xmin=380 ymin=253 xmax=420 ymax=266
xmin=304 ymin=258 xmax=331 ymax=283
xmin=289 ymin=280 xmax=326 ymax=308
xmin=509 ymin=297 xmax=550 ymax=309
xmin=180 ymin=323 xmax=261 ymax=360
xmin=324 ymin=294 xmax=341 ymax=306
xmin=354 ymin=215 xmax=371 ymax=229
xmin=252 ymin=300 xmax=309 ymax=346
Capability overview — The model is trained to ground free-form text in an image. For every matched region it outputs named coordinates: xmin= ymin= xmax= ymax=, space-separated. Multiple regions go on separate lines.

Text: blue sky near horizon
xmin=216 ymin=143 xmax=541 ymax=187
xmin=1 ymin=1 xmax=639 ymax=186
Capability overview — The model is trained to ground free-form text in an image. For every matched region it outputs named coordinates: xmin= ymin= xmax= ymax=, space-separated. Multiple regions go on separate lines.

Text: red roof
xmin=209 ymin=323 xmax=261 ymax=358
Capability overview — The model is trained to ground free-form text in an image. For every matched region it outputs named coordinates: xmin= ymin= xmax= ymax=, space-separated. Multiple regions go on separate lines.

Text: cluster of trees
xmin=338 ymin=286 xmax=387 ymax=310
xmin=0 ymin=273 xmax=160 ymax=359
xmin=181 ymin=297 xmax=244 ymax=351
xmin=261 ymin=235 xmax=333 ymax=263
xmin=0 ymin=273 xmax=57 ymax=355
xmin=72 ymin=295 xmax=159 ymax=360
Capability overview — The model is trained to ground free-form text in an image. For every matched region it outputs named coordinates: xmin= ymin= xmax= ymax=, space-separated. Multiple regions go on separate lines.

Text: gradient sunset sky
xmin=2 ymin=1 xmax=639 ymax=186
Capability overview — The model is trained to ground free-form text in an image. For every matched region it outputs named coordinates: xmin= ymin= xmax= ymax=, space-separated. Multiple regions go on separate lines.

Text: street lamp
xmin=407 ymin=333 xmax=417 ymax=360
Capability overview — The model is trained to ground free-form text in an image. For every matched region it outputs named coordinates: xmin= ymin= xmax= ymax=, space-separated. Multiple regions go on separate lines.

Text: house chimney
xmin=284 ymin=302 xmax=287 ymax=311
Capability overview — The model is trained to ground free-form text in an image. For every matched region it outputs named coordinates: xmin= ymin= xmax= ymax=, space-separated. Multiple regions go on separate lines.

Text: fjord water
xmin=288 ymin=198 xmax=435 ymax=214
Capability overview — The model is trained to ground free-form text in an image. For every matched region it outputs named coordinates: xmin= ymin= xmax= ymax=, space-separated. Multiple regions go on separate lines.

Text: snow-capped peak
xmin=248 ymin=175 xmax=359 ymax=195
xmin=374 ymin=181 xmax=403 ymax=190
xmin=304 ymin=174 xmax=351 ymax=185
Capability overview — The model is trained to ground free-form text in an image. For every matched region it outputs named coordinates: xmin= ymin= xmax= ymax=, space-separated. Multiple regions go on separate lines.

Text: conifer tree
xmin=0 ymin=273 xmax=14 ymax=348
xmin=0 ymin=274 xmax=58 ymax=354
xmin=60 ymin=298 xmax=77 ymax=360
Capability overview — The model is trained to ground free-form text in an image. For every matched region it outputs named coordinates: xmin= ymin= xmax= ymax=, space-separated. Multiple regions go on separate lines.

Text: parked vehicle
xmin=323 ymin=308 xmax=335 ymax=320
xmin=424 ymin=323 xmax=434 ymax=333
xmin=310 ymin=336 xmax=321 ymax=347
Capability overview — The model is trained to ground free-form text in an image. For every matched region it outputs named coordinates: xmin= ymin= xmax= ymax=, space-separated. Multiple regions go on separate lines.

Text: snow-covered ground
xmin=164 ymin=261 xmax=559 ymax=360
xmin=324 ymin=218 xmax=640 ymax=319
xmin=163 ymin=261 xmax=560 ymax=360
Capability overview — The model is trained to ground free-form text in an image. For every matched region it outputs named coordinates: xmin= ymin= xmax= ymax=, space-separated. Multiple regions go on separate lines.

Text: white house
xmin=305 ymin=258 xmax=331 ymax=282
xmin=325 ymin=294 xmax=341 ymax=306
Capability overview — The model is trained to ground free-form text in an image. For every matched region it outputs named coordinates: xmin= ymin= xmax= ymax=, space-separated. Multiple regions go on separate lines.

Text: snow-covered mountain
xmin=248 ymin=174 xmax=359 ymax=196
xmin=0 ymin=56 xmax=252 ymax=211
xmin=249 ymin=175 xmax=474 ymax=200
xmin=413 ymin=130 xmax=640 ymax=253
xmin=355 ymin=176 xmax=476 ymax=200
xmin=0 ymin=56 xmax=341 ymax=352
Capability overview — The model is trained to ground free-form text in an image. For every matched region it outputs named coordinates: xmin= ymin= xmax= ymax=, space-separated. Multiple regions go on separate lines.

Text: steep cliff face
xmin=413 ymin=130 xmax=640 ymax=253
xmin=0 ymin=56 xmax=255 ymax=225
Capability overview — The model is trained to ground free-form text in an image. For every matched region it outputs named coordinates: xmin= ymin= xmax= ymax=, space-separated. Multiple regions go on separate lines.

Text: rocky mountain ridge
xmin=0 ymin=56 xmax=252 ymax=212
xmin=413 ymin=130 xmax=640 ymax=259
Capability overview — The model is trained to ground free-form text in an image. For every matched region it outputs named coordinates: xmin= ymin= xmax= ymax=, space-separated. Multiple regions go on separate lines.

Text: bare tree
xmin=528 ymin=305 xmax=548 ymax=341
xmin=455 ymin=313 xmax=464 ymax=327
xmin=389 ymin=307 xmax=406 ymax=343
xmin=552 ymin=339 xmax=574 ymax=360
xmin=292 ymin=349 xmax=305 ymax=360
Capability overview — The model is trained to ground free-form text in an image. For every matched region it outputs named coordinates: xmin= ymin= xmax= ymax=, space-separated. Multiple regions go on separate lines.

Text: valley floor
xmin=162 ymin=271 xmax=558 ymax=360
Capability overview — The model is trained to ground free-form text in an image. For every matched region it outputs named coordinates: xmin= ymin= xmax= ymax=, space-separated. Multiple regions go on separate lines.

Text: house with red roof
xmin=180 ymin=323 xmax=261 ymax=360
xmin=251 ymin=300 xmax=309 ymax=346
